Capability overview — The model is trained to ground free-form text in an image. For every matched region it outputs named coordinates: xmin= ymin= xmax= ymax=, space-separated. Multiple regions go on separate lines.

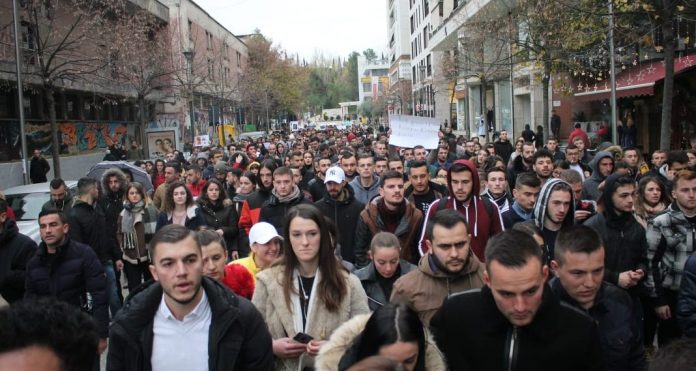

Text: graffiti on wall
xmin=59 ymin=122 xmax=130 ymax=152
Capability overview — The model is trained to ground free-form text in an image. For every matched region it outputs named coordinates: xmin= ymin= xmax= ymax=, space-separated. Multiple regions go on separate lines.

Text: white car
xmin=4 ymin=181 xmax=78 ymax=244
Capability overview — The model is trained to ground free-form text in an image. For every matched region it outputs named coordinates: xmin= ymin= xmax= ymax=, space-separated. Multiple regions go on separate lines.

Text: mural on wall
xmin=0 ymin=121 xmax=136 ymax=161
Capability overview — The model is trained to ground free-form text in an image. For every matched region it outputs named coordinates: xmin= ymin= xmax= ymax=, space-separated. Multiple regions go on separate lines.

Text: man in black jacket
xmin=550 ymin=225 xmax=647 ymax=371
xmin=25 ymin=209 xmax=108 ymax=356
xmin=29 ymin=148 xmax=50 ymax=184
xmin=493 ymin=130 xmax=514 ymax=164
xmin=315 ymin=166 xmax=365 ymax=263
xmin=98 ymin=168 xmax=128 ymax=304
xmin=431 ymin=230 xmax=604 ymax=371
xmin=68 ymin=177 xmax=123 ymax=317
xmin=259 ymin=166 xmax=311 ymax=236
xmin=0 ymin=199 xmax=36 ymax=303
xmin=107 ymin=225 xmax=273 ymax=371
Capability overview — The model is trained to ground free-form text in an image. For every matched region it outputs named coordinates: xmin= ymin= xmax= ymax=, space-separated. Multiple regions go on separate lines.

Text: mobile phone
xmin=293 ymin=332 xmax=314 ymax=344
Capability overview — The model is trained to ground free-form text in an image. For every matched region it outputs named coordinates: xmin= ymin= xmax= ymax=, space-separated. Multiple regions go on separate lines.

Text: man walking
xmin=0 ymin=199 xmax=36 ymax=303
xmin=349 ymin=153 xmax=380 ymax=205
xmin=41 ymin=178 xmax=74 ymax=214
xmin=258 ymin=166 xmax=311 ymax=236
xmin=29 ymin=148 xmax=50 ymax=184
xmin=107 ymin=225 xmax=274 ymax=370
xmin=405 ymin=160 xmax=448 ymax=216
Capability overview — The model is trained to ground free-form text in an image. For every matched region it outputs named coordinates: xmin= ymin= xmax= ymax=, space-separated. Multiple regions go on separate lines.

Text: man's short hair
xmin=554 ymin=225 xmax=603 ymax=265
xmin=674 ymin=169 xmax=696 ymax=187
xmin=187 ymin=164 xmax=201 ymax=174
xmin=374 ymin=156 xmax=387 ymax=163
xmin=197 ymin=227 xmax=228 ymax=251
xmin=449 ymin=161 xmax=471 ymax=175
xmin=273 ymin=166 xmax=294 ymax=178
xmin=290 ymin=150 xmax=303 ymax=158
xmin=76 ymin=177 xmax=98 ymax=196
xmin=485 ymin=230 xmax=542 ymax=273
xmin=149 ymin=224 xmax=199 ymax=261
xmin=380 ymin=170 xmax=403 ymax=187
xmin=516 ymin=172 xmax=541 ymax=189
xmin=565 ymin=143 xmax=578 ymax=151
xmin=533 ymin=149 xmax=553 ymax=163
xmin=558 ymin=169 xmax=582 ymax=184
xmin=357 ymin=153 xmax=374 ymax=162
xmin=667 ymin=150 xmax=689 ymax=167
xmin=486 ymin=166 xmax=507 ymax=181
xmin=340 ymin=151 xmax=355 ymax=161
xmin=0 ymin=297 xmax=99 ymax=370
xmin=547 ymin=136 xmax=558 ymax=143
xmin=425 ymin=209 xmax=468 ymax=239
xmin=49 ymin=178 xmax=66 ymax=190
xmin=38 ymin=208 xmax=68 ymax=225
xmin=408 ymin=160 xmax=428 ymax=174
xmin=165 ymin=161 xmax=182 ymax=174
xmin=623 ymin=147 xmax=639 ymax=156
xmin=649 ymin=339 xmax=696 ymax=371
xmin=387 ymin=156 xmax=402 ymax=165
xmin=370 ymin=232 xmax=401 ymax=252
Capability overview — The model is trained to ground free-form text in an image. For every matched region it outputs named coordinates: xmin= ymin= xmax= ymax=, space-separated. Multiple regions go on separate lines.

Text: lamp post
xmin=12 ymin=0 xmax=29 ymax=184
xmin=418 ymin=65 xmax=427 ymax=116
xmin=183 ymin=50 xmax=195 ymax=145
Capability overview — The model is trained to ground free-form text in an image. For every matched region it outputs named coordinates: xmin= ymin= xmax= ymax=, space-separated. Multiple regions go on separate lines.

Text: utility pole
xmin=13 ymin=0 xmax=29 ymax=184
xmin=608 ymin=0 xmax=618 ymax=143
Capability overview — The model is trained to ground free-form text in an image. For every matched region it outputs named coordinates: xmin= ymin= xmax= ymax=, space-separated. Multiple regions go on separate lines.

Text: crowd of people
xmin=2 ymin=122 xmax=696 ymax=370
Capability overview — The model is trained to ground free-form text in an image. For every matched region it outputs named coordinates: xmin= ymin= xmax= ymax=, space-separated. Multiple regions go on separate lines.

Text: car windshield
xmin=5 ymin=192 xmax=49 ymax=221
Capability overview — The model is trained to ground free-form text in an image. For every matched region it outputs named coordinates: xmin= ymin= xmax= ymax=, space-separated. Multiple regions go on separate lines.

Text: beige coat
xmin=315 ymin=313 xmax=448 ymax=371
xmin=390 ymin=254 xmax=485 ymax=326
xmin=252 ymin=265 xmax=370 ymax=371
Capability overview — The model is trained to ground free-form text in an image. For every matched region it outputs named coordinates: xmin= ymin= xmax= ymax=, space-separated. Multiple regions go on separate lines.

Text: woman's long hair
xmin=163 ymin=181 xmax=193 ymax=212
xmin=122 ymin=182 xmax=151 ymax=205
xmin=280 ymin=204 xmax=347 ymax=313
xmin=198 ymin=178 xmax=228 ymax=206
xmin=351 ymin=304 xmax=426 ymax=371
xmin=635 ymin=176 xmax=669 ymax=217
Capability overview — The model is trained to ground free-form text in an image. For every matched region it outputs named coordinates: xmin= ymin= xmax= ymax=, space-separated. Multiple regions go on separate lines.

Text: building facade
xmin=387 ymin=0 xmax=413 ymax=115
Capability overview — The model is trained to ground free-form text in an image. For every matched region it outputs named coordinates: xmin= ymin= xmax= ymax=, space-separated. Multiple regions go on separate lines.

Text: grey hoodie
xmin=349 ymin=173 xmax=381 ymax=205
xmin=581 ymin=150 xmax=614 ymax=201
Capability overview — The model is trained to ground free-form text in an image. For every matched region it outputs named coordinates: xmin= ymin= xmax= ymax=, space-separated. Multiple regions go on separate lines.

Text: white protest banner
xmin=194 ymin=135 xmax=210 ymax=147
xmin=388 ymin=114 xmax=440 ymax=149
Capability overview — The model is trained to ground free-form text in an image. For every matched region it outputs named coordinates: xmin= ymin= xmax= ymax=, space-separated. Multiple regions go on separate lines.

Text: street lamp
xmin=183 ymin=50 xmax=195 ymax=145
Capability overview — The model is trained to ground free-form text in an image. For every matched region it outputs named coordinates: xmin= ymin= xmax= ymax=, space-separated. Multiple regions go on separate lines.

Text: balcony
xmin=128 ymin=0 xmax=169 ymax=22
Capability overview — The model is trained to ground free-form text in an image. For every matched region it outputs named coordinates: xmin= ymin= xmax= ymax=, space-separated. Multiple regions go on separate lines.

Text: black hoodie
xmin=0 ymin=220 xmax=37 ymax=302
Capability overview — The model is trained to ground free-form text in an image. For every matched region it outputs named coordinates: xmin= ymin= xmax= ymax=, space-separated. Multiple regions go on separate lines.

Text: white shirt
xmin=151 ymin=290 xmax=211 ymax=371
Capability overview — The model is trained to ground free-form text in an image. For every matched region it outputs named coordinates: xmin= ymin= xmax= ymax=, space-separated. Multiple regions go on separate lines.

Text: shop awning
xmin=573 ymin=53 xmax=696 ymax=102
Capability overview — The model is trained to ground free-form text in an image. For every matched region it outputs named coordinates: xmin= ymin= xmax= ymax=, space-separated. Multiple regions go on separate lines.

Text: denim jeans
xmin=103 ymin=261 xmax=122 ymax=318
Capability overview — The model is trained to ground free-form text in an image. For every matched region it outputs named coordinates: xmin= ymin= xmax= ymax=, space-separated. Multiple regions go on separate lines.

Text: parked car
xmin=4 ymin=181 xmax=78 ymax=244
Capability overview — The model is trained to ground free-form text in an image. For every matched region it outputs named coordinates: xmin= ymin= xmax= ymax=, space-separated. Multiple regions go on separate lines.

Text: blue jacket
xmin=678 ymin=253 xmax=696 ymax=338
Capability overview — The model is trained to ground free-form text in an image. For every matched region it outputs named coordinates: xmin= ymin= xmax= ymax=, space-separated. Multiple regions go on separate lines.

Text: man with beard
xmin=153 ymin=162 xmax=182 ymax=210
xmin=558 ymin=169 xmax=597 ymax=224
xmin=98 ymin=168 xmax=129 ymax=308
xmin=501 ymin=172 xmax=541 ymax=229
xmin=238 ymin=160 xmax=277 ymax=236
xmin=430 ymin=146 xmax=452 ymax=177
xmin=390 ymin=209 xmax=484 ymax=325
xmin=410 ymin=145 xmax=436 ymax=175
xmin=339 ymin=151 xmax=358 ymax=183
xmin=258 ymin=167 xmax=311 ymax=236
xmin=431 ymin=230 xmax=604 ymax=371
xmin=419 ymin=160 xmax=504 ymax=262
xmin=354 ymin=171 xmax=423 ymax=268
xmin=405 ymin=160 xmax=449 ymax=216
xmin=493 ymin=130 xmax=514 ymax=164
xmin=481 ymin=167 xmax=512 ymax=214
xmin=582 ymin=150 xmax=615 ymax=201
xmin=533 ymin=149 xmax=554 ymax=186
xmin=508 ymin=142 xmax=535 ymax=189
xmin=41 ymin=178 xmax=74 ymax=214
xmin=314 ymin=166 xmax=365 ymax=264
xmin=374 ymin=156 xmax=388 ymax=177
xmin=107 ymin=225 xmax=274 ymax=370
xmin=307 ymin=157 xmax=332 ymax=201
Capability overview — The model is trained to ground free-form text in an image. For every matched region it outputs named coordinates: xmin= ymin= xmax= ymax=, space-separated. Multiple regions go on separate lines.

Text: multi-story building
xmin=408 ymin=0 xmax=450 ymax=125
xmin=357 ymin=56 xmax=390 ymax=105
xmin=387 ymin=0 xmax=412 ymax=115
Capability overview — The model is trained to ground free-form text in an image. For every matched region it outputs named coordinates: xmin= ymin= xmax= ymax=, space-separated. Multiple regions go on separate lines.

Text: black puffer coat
xmin=314 ymin=186 xmax=365 ymax=263
xmin=199 ymin=199 xmax=239 ymax=252
xmin=0 ymin=220 xmax=37 ymax=302
xmin=258 ymin=190 xmax=311 ymax=236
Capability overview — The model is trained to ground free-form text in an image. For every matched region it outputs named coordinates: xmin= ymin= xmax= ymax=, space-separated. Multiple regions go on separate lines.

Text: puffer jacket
xmin=678 ymin=252 xmax=696 ymax=338
xmin=238 ymin=188 xmax=272 ymax=235
xmin=314 ymin=313 xmax=447 ymax=371
xmin=258 ymin=188 xmax=312 ymax=236
xmin=354 ymin=260 xmax=416 ymax=311
xmin=25 ymin=238 xmax=108 ymax=338
xmin=98 ymin=168 xmax=129 ymax=262
xmin=314 ymin=186 xmax=365 ymax=264
xmin=107 ymin=277 xmax=274 ymax=371
xmin=550 ymin=279 xmax=647 ymax=371
xmin=390 ymin=253 xmax=485 ymax=325
xmin=69 ymin=199 xmax=121 ymax=263
xmin=0 ymin=220 xmax=37 ymax=302
xmin=198 ymin=198 xmax=239 ymax=252
xmin=349 ymin=174 xmax=381 ymax=205
xmin=581 ymin=151 xmax=614 ymax=201
xmin=646 ymin=202 xmax=696 ymax=306
xmin=354 ymin=197 xmax=423 ymax=267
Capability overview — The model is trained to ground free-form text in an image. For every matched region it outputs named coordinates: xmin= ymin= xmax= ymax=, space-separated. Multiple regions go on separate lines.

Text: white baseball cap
xmin=324 ymin=166 xmax=345 ymax=184
xmin=249 ymin=222 xmax=283 ymax=245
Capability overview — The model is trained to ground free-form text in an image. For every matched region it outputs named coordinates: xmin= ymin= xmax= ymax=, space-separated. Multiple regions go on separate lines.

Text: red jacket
xmin=418 ymin=159 xmax=505 ymax=262
xmin=186 ymin=179 xmax=206 ymax=198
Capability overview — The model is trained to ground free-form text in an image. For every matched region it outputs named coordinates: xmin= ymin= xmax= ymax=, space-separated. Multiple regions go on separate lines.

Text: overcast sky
xmin=194 ymin=0 xmax=388 ymax=61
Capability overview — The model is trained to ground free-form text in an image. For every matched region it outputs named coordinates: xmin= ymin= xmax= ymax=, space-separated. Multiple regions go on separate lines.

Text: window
xmin=207 ymin=59 xmax=213 ymax=79
xmin=410 ymin=16 xmax=414 ymax=34
xmin=223 ymin=43 xmax=229 ymax=59
xmin=423 ymin=27 xmax=428 ymax=49
xmin=423 ymin=0 xmax=429 ymax=15
xmin=205 ymin=31 xmax=212 ymax=50
xmin=236 ymin=51 xmax=242 ymax=68
xmin=188 ymin=20 xmax=193 ymax=41
xmin=426 ymin=54 xmax=432 ymax=77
